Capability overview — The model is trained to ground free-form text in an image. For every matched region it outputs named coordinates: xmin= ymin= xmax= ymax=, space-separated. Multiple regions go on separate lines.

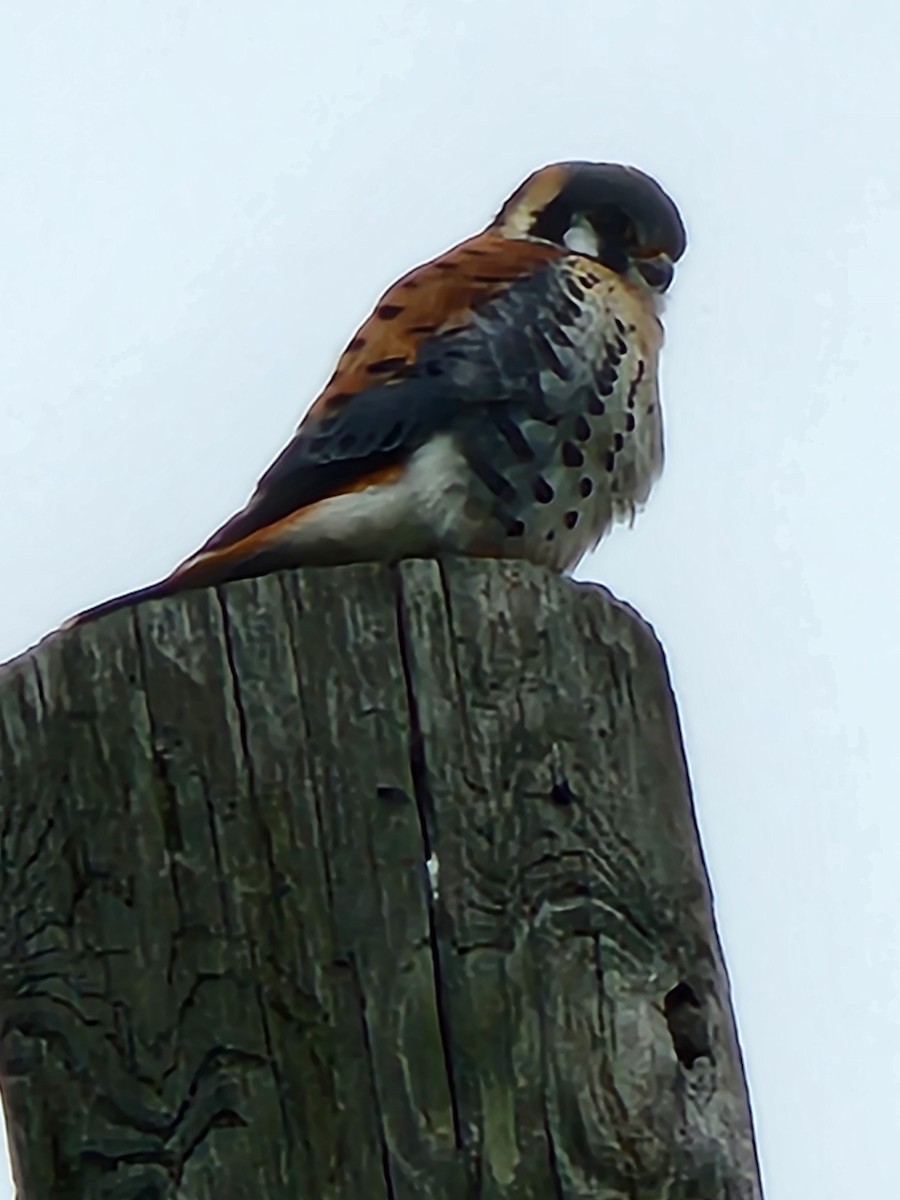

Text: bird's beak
xmin=635 ymin=251 xmax=675 ymax=293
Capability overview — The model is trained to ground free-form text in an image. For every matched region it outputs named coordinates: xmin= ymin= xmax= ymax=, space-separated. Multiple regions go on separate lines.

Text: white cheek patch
xmin=562 ymin=216 xmax=600 ymax=258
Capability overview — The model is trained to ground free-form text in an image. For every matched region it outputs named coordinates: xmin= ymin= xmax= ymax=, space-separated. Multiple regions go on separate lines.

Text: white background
xmin=3 ymin=2 xmax=900 ymax=1196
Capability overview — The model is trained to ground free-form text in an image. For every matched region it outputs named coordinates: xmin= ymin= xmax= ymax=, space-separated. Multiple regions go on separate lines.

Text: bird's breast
xmin=444 ymin=258 xmax=665 ymax=570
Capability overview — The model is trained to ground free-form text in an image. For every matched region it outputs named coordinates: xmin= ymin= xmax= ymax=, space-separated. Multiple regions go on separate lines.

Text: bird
xmin=70 ymin=160 xmax=686 ymax=625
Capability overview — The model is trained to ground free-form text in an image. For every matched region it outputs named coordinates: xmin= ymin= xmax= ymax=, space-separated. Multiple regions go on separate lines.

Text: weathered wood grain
xmin=0 ymin=560 xmax=762 ymax=1198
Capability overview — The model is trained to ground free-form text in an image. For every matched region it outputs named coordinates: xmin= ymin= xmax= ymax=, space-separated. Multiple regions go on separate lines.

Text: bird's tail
xmin=62 ymin=575 xmax=191 ymax=629
xmin=63 ymin=540 xmax=277 ymax=629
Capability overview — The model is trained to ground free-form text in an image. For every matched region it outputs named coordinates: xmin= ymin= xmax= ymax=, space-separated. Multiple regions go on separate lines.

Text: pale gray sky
xmin=3 ymin=2 xmax=900 ymax=1196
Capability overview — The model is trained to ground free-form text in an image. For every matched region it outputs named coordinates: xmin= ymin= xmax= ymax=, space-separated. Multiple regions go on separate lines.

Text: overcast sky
xmin=3 ymin=1 xmax=900 ymax=1195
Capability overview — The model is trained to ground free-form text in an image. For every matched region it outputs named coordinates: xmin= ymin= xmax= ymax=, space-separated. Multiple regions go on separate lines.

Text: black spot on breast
xmin=613 ymin=433 xmax=625 ymax=451
xmin=596 ymin=379 xmax=615 ymax=397
xmin=468 ymin=454 xmax=517 ymax=502
xmin=545 ymin=529 xmax=556 ymax=541
xmin=551 ymin=325 xmax=576 ymax=349
xmin=624 ymin=413 xmax=636 ymax=431
xmin=574 ymin=415 xmax=591 ymax=441
xmin=526 ymin=391 xmax=559 ymax=424
xmin=579 ymin=477 xmax=594 ymax=497
xmin=562 ymin=441 xmax=584 ymax=468
xmin=564 ymin=510 xmax=579 ymax=529
xmin=533 ymin=328 xmax=574 ymax=380
xmin=596 ymin=363 xmax=618 ymax=389
xmin=494 ymin=412 xmax=535 ymax=461
xmin=533 ymin=477 xmax=554 ymax=503
xmin=605 ymin=451 xmax=616 ymax=471
xmin=626 ymin=360 xmax=646 ymax=408
xmin=614 ymin=317 xmax=627 ymax=335
xmin=377 ymin=304 xmax=404 ymax=319
xmin=506 ymin=518 xmax=525 ymax=537
xmin=556 ymin=296 xmax=582 ymax=323
xmin=588 ymin=394 xmax=606 ymax=415
xmin=566 ymin=281 xmax=585 ymax=302
xmin=614 ymin=335 xmax=628 ymax=356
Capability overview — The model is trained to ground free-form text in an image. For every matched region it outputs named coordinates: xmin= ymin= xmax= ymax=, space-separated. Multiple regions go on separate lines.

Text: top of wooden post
xmin=0 ymin=560 xmax=761 ymax=1198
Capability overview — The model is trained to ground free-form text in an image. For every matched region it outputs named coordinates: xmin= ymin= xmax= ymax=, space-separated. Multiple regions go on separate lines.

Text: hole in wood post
xmin=375 ymin=785 xmax=409 ymax=805
xmin=550 ymin=779 xmax=577 ymax=806
xmin=663 ymin=981 xmax=712 ymax=1068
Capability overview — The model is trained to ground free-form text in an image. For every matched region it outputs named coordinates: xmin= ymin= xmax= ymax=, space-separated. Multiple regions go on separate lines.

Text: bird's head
xmin=493 ymin=160 xmax=686 ymax=293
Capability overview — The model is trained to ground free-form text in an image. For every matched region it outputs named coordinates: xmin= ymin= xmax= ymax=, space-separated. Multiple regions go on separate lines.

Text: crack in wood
xmin=393 ymin=569 xmax=466 ymax=1155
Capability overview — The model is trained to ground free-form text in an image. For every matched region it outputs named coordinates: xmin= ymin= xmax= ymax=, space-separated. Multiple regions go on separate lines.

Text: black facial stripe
xmin=528 ymin=194 xmax=572 ymax=244
xmin=595 ymin=243 xmax=630 ymax=276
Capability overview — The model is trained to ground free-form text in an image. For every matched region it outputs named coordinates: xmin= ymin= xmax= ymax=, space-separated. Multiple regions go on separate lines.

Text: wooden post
xmin=0 ymin=560 xmax=762 ymax=1198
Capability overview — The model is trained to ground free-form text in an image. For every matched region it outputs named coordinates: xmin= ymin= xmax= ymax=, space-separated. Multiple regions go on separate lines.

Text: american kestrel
xmin=74 ymin=160 xmax=685 ymax=624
